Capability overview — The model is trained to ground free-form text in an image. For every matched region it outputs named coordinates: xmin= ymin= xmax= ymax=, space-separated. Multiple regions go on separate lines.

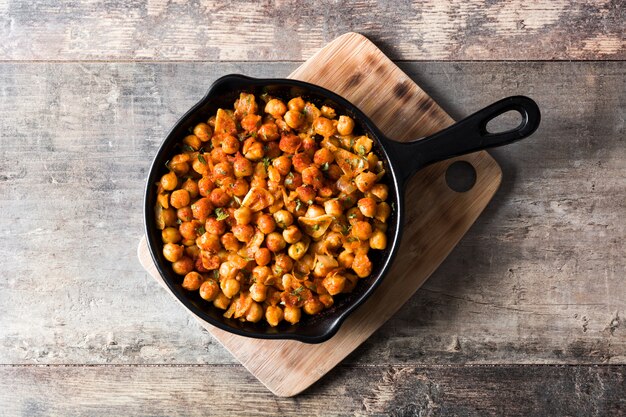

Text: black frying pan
xmin=144 ymin=75 xmax=540 ymax=343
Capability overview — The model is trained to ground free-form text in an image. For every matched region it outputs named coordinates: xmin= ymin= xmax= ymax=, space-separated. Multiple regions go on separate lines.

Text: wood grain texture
xmin=0 ymin=61 xmax=624 ymax=370
xmin=138 ymin=32 xmax=503 ymax=396
xmin=0 ymin=1 xmax=624 ymax=62
xmin=1 ymin=365 xmax=624 ymax=416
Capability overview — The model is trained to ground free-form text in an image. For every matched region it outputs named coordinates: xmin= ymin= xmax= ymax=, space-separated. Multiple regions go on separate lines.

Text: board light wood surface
xmin=138 ymin=32 xmax=502 ymax=396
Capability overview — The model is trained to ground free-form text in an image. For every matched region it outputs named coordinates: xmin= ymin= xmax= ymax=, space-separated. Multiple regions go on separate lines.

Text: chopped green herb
xmin=321 ymin=162 xmax=329 ymax=171
xmin=349 ymin=137 xmax=355 ymax=149
xmin=340 ymin=224 xmax=351 ymax=235
xmin=313 ymin=224 xmax=320 ymax=231
xmin=195 ymin=225 xmax=206 ymax=235
xmin=176 ymin=218 xmax=182 ymax=225
xmin=182 ymin=144 xmax=195 ymax=152
xmin=262 ymin=157 xmax=271 ymax=169
xmin=275 ymin=266 xmax=283 ymax=275
xmin=357 ymin=145 xmax=366 ymax=155
xmin=188 ymin=126 xmax=195 ymax=134
xmin=295 ymin=199 xmax=303 ymax=211
xmin=213 ymin=270 xmax=219 ymax=280
xmin=347 ymin=236 xmax=359 ymax=242
xmin=391 ymin=201 xmax=395 ymax=211
xmin=348 ymin=212 xmax=357 ymax=219
xmin=291 ymin=286 xmax=305 ymax=301
xmin=198 ymin=154 xmax=207 ymax=165
xmin=251 ymin=131 xmax=257 ymax=138
xmin=307 ymin=199 xmax=314 ymax=205
xmin=243 ymin=256 xmax=254 ymax=262
xmin=164 ymin=160 xmax=170 ymax=169
xmin=233 ymin=195 xmax=242 ymax=206
xmin=215 ymin=208 xmax=229 ymax=221
xmin=285 ymin=176 xmax=293 ymax=186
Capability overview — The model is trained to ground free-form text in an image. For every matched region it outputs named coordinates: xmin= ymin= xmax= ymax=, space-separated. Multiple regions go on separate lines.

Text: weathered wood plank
xmin=0 ymin=2 xmax=624 ymax=61
xmin=0 ymin=62 xmax=624 ymax=365
xmin=0 ymin=365 xmax=624 ymax=416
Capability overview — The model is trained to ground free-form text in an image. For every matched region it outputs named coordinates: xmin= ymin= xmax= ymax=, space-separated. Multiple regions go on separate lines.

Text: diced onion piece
xmin=298 ymin=215 xmax=333 ymax=239
xmin=241 ymin=187 xmax=275 ymax=212
xmin=214 ymin=108 xmax=237 ymax=135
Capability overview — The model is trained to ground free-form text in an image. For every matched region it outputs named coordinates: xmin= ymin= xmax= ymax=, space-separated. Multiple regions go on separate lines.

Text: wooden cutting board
xmin=137 ymin=32 xmax=502 ymax=397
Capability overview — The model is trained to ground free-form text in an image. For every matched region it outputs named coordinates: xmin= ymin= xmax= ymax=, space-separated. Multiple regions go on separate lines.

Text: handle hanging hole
xmin=445 ymin=161 xmax=476 ymax=192
xmin=485 ymin=109 xmax=523 ymax=134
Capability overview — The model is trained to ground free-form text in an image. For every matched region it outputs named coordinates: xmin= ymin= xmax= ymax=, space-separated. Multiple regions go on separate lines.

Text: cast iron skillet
xmin=144 ymin=75 xmax=540 ymax=344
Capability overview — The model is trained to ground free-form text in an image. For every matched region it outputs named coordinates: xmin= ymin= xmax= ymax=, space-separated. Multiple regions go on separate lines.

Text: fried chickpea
xmin=353 ymin=136 xmax=373 ymax=155
xmin=194 ymin=123 xmax=212 ymax=142
xmin=213 ymin=292 xmax=230 ymax=310
xmin=199 ymin=279 xmax=219 ymax=301
xmin=266 ymin=232 xmax=286 ymax=252
xmin=303 ymin=298 xmax=324 ymax=315
xmin=192 ymin=155 xmax=211 ymax=175
xmin=265 ymin=99 xmax=287 ymax=119
xmin=198 ymin=177 xmax=214 ymax=197
xmin=325 ymin=232 xmax=343 ymax=251
xmin=181 ymin=178 xmax=199 ymax=199
xmin=232 ymin=224 xmax=254 ymax=243
xmin=201 ymin=252 xmax=220 ymax=270
xmin=357 ymin=197 xmax=377 ymax=218
xmin=220 ymin=233 xmax=240 ymax=252
xmin=243 ymin=139 xmax=264 ymax=161
xmin=191 ymin=197 xmax=213 ymax=221
xmin=160 ymin=171 xmax=178 ymax=191
xmin=221 ymin=134 xmax=240 ymax=154
xmin=306 ymin=204 xmax=325 ymax=218
xmin=320 ymin=105 xmax=336 ymax=119
xmin=231 ymin=178 xmax=249 ymax=197
xmin=182 ymin=271 xmax=204 ymax=291
xmin=252 ymin=266 xmax=271 ymax=285
xmin=233 ymin=207 xmax=252 ymax=225
xmin=284 ymin=306 xmax=301 ymax=324
xmin=258 ymin=122 xmax=280 ymax=142
xmin=301 ymin=135 xmax=318 ymax=156
xmin=183 ymin=134 xmax=202 ymax=151
xmin=170 ymin=189 xmax=190 ymax=209
xmin=233 ymin=153 xmax=254 ymax=177
xmin=353 ymin=221 xmax=373 ymax=241
xmin=220 ymin=278 xmax=240 ymax=298
xmin=196 ymin=232 xmax=221 ymax=252
xmin=338 ymin=250 xmax=355 ymax=268
xmin=241 ymin=113 xmax=261 ymax=132
xmin=355 ymin=171 xmax=378 ymax=193
xmin=287 ymin=241 xmax=307 ymax=261
xmin=292 ymin=153 xmax=312 ymax=173
xmin=163 ymin=243 xmax=184 ymax=262
xmin=178 ymin=220 xmax=199 ymax=240
xmin=279 ymin=133 xmax=301 ymax=154
xmin=246 ymin=302 xmax=263 ymax=323
xmin=369 ymin=183 xmax=389 ymax=201
xmin=284 ymin=172 xmax=302 ymax=191
xmin=172 ymin=256 xmax=194 ymax=275
xmin=352 ymin=253 xmax=373 ymax=278
xmin=323 ymin=274 xmax=346 ymax=296
xmin=313 ymin=148 xmax=334 ymax=166
xmin=273 ymin=210 xmax=293 ymax=229
xmin=272 ymin=155 xmax=292 ymax=176
xmin=336 ymin=115 xmax=355 ymax=136
xmin=209 ymin=188 xmax=230 ymax=208
xmin=375 ymin=202 xmax=391 ymax=223
xmin=159 ymin=207 xmax=177 ymax=228
xmin=275 ymin=253 xmax=293 ymax=272
xmin=324 ymin=199 xmax=343 ymax=217
xmin=256 ymin=213 xmax=276 ymax=234
xmin=296 ymin=185 xmax=316 ymax=204
xmin=313 ymin=117 xmax=336 ymax=137
xmin=249 ymin=282 xmax=268 ymax=302
xmin=254 ymin=248 xmax=271 ymax=266
xmin=205 ymin=217 xmax=226 ymax=235
xmin=282 ymin=225 xmax=302 ymax=244
xmin=370 ymin=228 xmax=387 ymax=250
xmin=210 ymin=147 xmax=227 ymax=163
xmin=162 ymin=227 xmax=182 ymax=244
xmin=284 ymin=110 xmax=305 ymax=129
xmin=288 ymin=97 xmax=305 ymax=112
xmin=265 ymin=305 xmax=284 ymax=327
xmin=302 ymin=166 xmax=324 ymax=189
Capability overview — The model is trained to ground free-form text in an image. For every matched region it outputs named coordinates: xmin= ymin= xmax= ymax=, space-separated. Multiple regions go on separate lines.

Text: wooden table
xmin=0 ymin=2 xmax=624 ymax=415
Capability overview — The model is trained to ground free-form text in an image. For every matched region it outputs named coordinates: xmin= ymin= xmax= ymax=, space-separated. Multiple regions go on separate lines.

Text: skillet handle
xmin=387 ymin=96 xmax=541 ymax=183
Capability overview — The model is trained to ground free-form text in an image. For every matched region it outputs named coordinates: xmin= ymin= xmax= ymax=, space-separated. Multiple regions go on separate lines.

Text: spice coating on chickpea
xmin=155 ymin=92 xmax=391 ymax=327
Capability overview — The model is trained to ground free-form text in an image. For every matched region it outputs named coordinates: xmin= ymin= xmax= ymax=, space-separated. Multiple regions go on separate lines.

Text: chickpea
xmin=284 ymin=172 xmax=303 ymax=191
xmin=232 ymin=224 xmax=254 ymax=243
xmin=258 ymin=122 xmax=280 ymax=142
xmin=336 ymin=115 xmax=355 ymax=136
xmin=357 ymin=197 xmax=377 ymax=218
xmin=233 ymin=153 xmax=254 ymax=178
xmin=265 ymin=305 xmax=284 ymax=327
xmin=296 ymin=185 xmax=316 ymax=204
xmin=353 ymin=221 xmax=373 ymax=241
xmin=353 ymin=136 xmax=373 ymax=155
xmin=210 ymin=147 xmax=227 ymax=164
xmin=313 ymin=117 xmax=336 ymax=137
xmin=194 ymin=123 xmax=212 ymax=142
xmin=192 ymin=155 xmax=211 ymax=175
xmin=169 ymin=154 xmax=190 ymax=176
xmin=213 ymin=292 xmax=231 ymax=310
xmin=159 ymin=207 xmax=177 ymax=228
xmin=367 ymin=183 xmax=387 ymax=201
xmin=337 ymin=250 xmax=355 ymax=268
xmin=221 ymin=134 xmax=240 ymax=154
xmin=196 ymin=232 xmax=221 ymax=252
xmin=198 ymin=279 xmax=219 ymax=301
xmin=325 ymin=231 xmax=343 ymax=251
xmin=272 ymin=155 xmax=292 ymax=176
xmin=254 ymin=248 xmax=271 ymax=267
xmin=292 ymin=153 xmax=312 ymax=173
xmin=352 ymin=253 xmax=373 ymax=278
xmin=241 ymin=113 xmax=262 ymax=132
xmin=284 ymin=110 xmax=305 ymax=129
xmin=204 ymin=217 xmax=226 ymax=235
xmin=302 ymin=166 xmax=324 ymax=189
xmin=160 ymin=171 xmax=178 ymax=191
xmin=163 ymin=243 xmax=184 ymax=262
xmin=198 ymin=177 xmax=214 ymax=196
xmin=288 ymin=97 xmax=305 ymax=112
xmin=220 ymin=278 xmax=240 ymax=298
xmin=324 ymin=199 xmax=343 ymax=217
xmin=306 ymin=205 xmax=325 ymax=218
xmin=284 ymin=305 xmax=301 ymax=324
xmin=265 ymin=141 xmax=281 ymax=159
xmin=313 ymin=148 xmax=334 ymax=166
xmin=209 ymin=188 xmax=230 ymax=208
xmin=255 ymin=213 xmax=275 ymax=234
xmin=169 ymin=189 xmax=190 ymax=209
xmin=279 ymin=133 xmax=301 ymax=154
xmin=220 ymin=233 xmax=240 ymax=252
xmin=275 ymin=253 xmax=294 ymax=272
xmin=178 ymin=220 xmax=199 ymax=240
xmin=266 ymin=232 xmax=286 ymax=253
xmin=180 ymin=179 xmax=198 ymax=199
xmin=367 ymin=152 xmax=379 ymax=170
xmin=265 ymin=99 xmax=287 ymax=118
xmin=246 ymin=302 xmax=264 ymax=323
xmin=182 ymin=271 xmax=204 ymax=291
xmin=370 ymin=228 xmax=387 ymax=250
xmin=273 ymin=210 xmax=294 ymax=229
xmin=172 ymin=256 xmax=194 ymax=275
xmin=191 ymin=197 xmax=213 ymax=221
xmin=243 ymin=139 xmax=264 ymax=161
xmin=301 ymin=135 xmax=318 ymax=156
xmin=375 ymin=202 xmax=391 ymax=223
xmin=201 ymin=252 xmax=220 ymax=270
xmin=323 ymin=274 xmax=346 ymax=296
xmin=287 ymin=241 xmax=308 ymax=261
xmin=320 ymin=105 xmax=336 ymax=119
xmin=230 ymin=178 xmax=249 ymax=197
xmin=230 ymin=207 xmax=250 ymax=225
xmin=162 ymin=227 xmax=182 ymax=244
xmin=354 ymin=171 xmax=378 ymax=193
xmin=183 ymin=134 xmax=202 ymax=151
xmin=267 ymin=166 xmax=281 ymax=184
xmin=282 ymin=225 xmax=302 ymax=244
xmin=303 ymin=298 xmax=324 ymax=315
